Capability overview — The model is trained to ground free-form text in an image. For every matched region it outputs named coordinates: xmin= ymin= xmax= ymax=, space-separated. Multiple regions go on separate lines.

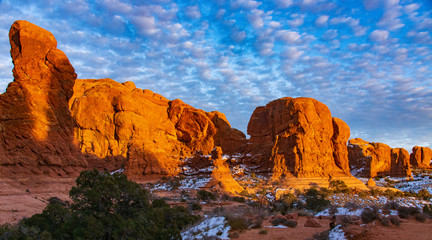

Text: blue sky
xmin=0 ymin=0 xmax=431 ymax=151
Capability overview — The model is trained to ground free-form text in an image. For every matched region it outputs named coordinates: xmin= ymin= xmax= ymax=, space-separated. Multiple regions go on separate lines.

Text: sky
xmin=0 ymin=0 xmax=431 ymax=151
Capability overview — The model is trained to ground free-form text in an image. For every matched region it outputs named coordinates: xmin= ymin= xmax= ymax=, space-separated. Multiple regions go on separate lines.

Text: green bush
xmin=3 ymin=170 xmax=199 ymax=240
xmin=196 ymin=190 xmax=217 ymax=201
xmin=329 ymin=180 xmax=350 ymax=193
xmin=227 ymin=216 xmax=250 ymax=231
xmin=304 ymin=187 xmax=330 ymax=213
xmin=361 ymin=207 xmax=379 ymax=224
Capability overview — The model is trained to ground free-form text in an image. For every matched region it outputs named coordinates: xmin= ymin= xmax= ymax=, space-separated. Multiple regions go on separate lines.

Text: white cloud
xmin=276 ymin=30 xmax=300 ymax=43
xmin=315 ymin=15 xmax=329 ymax=27
xmin=247 ymin=10 xmax=264 ymax=29
xmin=231 ymin=30 xmax=247 ymax=42
xmin=403 ymin=3 xmax=419 ymax=13
xmin=185 ymin=6 xmax=201 ymax=19
xmin=281 ymin=47 xmax=303 ymax=60
xmin=268 ymin=21 xmax=281 ymax=28
xmin=231 ymin=0 xmax=261 ymax=9
xmin=330 ymin=16 xmax=368 ymax=36
xmin=275 ymin=0 xmax=293 ymax=8
xmin=287 ymin=14 xmax=304 ymax=27
xmin=133 ymin=15 xmax=159 ymax=36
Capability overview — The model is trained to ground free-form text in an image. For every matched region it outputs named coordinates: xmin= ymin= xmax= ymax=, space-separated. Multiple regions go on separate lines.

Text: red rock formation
xmin=0 ymin=20 xmax=86 ymax=173
xmin=348 ymin=138 xmax=411 ymax=177
xmin=245 ymin=97 xmax=350 ymax=178
xmin=390 ymin=148 xmax=411 ymax=177
xmin=205 ymin=147 xmax=245 ymax=194
xmin=410 ymin=146 xmax=432 ymax=169
xmin=70 ymin=78 xmax=245 ymax=175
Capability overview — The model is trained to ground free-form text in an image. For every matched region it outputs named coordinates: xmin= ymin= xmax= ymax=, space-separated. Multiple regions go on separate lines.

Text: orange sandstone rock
xmin=205 ymin=147 xmax=244 ymax=194
xmin=348 ymin=138 xmax=411 ymax=177
xmin=410 ymin=146 xmax=432 ymax=169
xmin=0 ymin=20 xmax=85 ymax=170
xmin=245 ymin=97 xmax=350 ymax=178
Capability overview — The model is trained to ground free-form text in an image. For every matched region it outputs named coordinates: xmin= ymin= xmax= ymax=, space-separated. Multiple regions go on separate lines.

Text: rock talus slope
xmin=0 ymin=20 xmax=86 ymax=176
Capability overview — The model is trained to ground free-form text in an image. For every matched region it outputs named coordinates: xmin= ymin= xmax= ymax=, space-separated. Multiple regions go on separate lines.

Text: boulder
xmin=245 ymin=97 xmax=350 ymax=178
xmin=410 ymin=146 xmax=432 ymax=169
xmin=366 ymin=178 xmax=376 ymax=187
xmin=348 ymin=138 xmax=411 ymax=178
xmin=0 ymin=20 xmax=86 ymax=170
xmin=304 ymin=218 xmax=321 ymax=227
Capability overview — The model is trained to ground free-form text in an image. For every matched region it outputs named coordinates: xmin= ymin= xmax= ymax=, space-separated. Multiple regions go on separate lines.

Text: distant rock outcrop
xmin=245 ymin=97 xmax=351 ymax=178
xmin=348 ymin=138 xmax=411 ymax=177
xmin=410 ymin=146 xmax=432 ymax=169
xmin=0 ymin=20 xmax=86 ymax=175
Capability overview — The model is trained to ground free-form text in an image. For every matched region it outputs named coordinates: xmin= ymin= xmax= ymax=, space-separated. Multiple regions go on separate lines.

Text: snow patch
xmin=181 ymin=216 xmax=230 ymax=240
xmin=329 ymin=225 xmax=346 ymax=240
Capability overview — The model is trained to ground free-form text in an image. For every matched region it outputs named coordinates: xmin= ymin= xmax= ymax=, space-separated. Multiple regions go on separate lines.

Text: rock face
xmin=70 ymin=79 xmax=245 ymax=175
xmin=410 ymin=146 xmax=432 ymax=169
xmin=0 ymin=20 xmax=85 ymax=172
xmin=245 ymin=97 xmax=351 ymax=178
xmin=348 ymin=138 xmax=411 ymax=177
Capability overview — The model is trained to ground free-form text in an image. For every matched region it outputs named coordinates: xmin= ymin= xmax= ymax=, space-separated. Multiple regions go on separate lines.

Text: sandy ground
xmin=234 ymin=217 xmax=432 ymax=240
xmin=235 ymin=217 xmax=331 ymax=240
xmin=0 ymin=176 xmax=74 ymax=224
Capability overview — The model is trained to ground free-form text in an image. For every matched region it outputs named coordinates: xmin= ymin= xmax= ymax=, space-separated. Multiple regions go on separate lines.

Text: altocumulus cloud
xmin=0 ymin=0 xmax=431 ymax=151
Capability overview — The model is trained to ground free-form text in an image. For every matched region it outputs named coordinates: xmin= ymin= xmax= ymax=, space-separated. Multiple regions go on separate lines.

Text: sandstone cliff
xmin=410 ymin=146 xmax=432 ymax=169
xmin=348 ymin=138 xmax=411 ymax=177
xmin=70 ymin=79 xmax=245 ymax=175
xmin=245 ymin=97 xmax=351 ymax=178
xmin=0 ymin=20 xmax=86 ymax=176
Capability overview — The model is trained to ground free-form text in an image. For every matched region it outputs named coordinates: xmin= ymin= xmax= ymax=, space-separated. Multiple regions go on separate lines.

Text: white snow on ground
xmin=316 ymin=207 xmax=363 ymax=217
xmin=181 ymin=216 xmax=230 ymax=240
xmin=152 ymin=177 xmax=211 ymax=190
xmin=179 ymin=177 xmax=211 ymax=189
xmin=329 ymin=225 xmax=346 ymax=240
xmin=110 ymin=168 xmax=124 ymax=175
xmin=395 ymin=178 xmax=432 ymax=194
xmin=266 ymin=225 xmax=288 ymax=228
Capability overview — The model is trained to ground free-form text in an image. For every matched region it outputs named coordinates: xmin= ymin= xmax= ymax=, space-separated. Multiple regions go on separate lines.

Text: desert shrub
xmin=258 ymin=229 xmax=268 ymax=234
xmin=226 ymin=216 xmax=250 ymax=231
xmin=379 ymin=216 xmax=390 ymax=226
xmin=189 ymin=202 xmax=202 ymax=211
xmin=270 ymin=216 xmax=297 ymax=228
xmin=232 ymin=196 xmax=246 ymax=203
xmin=361 ymin=207 xmax=379 ymax=224
xmin=398 ymin=206 xmax=420 ymax=219
xmin=304 ymin=188 xmax=330 ymax=213
xmin=357 ymin=191 xmax=369 ymax=198
xmin=329 ymin=205 xmax=338 ymax=216
xmin=423 ymin=204 xmax=432 ymax=215
xmin=384 ymin=201 xmax=400 ymax=211
xmin=389 ymin=215 xmax=401 ymax=226
xmin=369 ymin=188 xmax=384 ymax=196
xmin=11 ymin=170 xmax=199 ymax=240
xmin=415 ymin=213 xmax=427 ymax=222
xmin=308 ymin=230 xmax=330 ymax=240
xmin=337 ymin=215 xmax=354 ymax=227
xmin=196 ymin=190 xmax=217 ymax=201
xmin=417 ymin=189 xmax=432 ymax=200
xmin=329 ymin=180 xmax=349 ymax=193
